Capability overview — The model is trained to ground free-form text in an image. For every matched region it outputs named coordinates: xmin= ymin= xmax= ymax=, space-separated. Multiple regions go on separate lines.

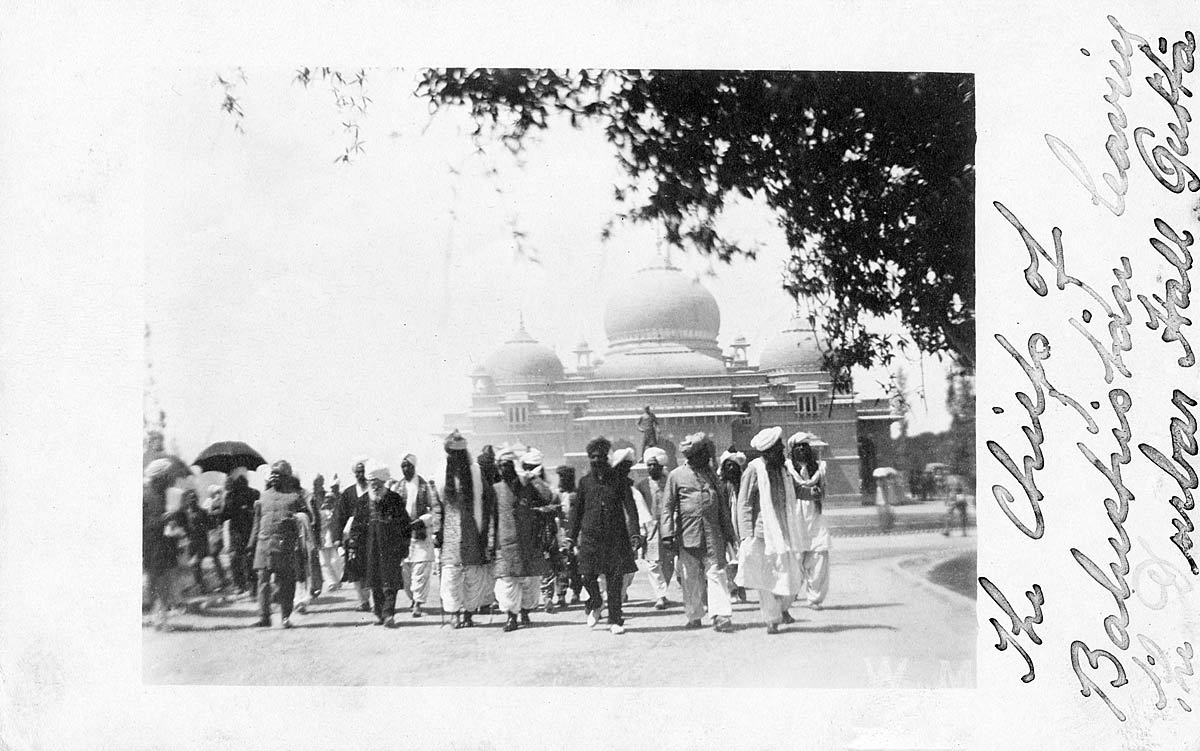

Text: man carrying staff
xmin=491 ymin=445 xmax=552 ymax=632
xmin=662 ymin=432 xmax=737 ymax=632
xmin=636 ymin=447 xmax=675 ymax=610
xmin=339 ymin=459 xmax=374 ymax=612
xmin=736 ymin=427 xmax=808 ymax=634
xmin=248 ymin=460 xmax=305 ymax=629
xmin=398 ymin=454 xmax=438 ymax=618
xmin=566 ymin=436 xmax=641 ymax=635
xmin=346 ymin=461 xmax=412 ymax=627
xmin=436 ymin=430 xmax=496 ymax=629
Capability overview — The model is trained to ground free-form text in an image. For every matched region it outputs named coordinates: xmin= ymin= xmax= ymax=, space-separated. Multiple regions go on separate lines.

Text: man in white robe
xmin=399 ymin=453 xmax=438 ymax=618
xmin=787 ymin=433 xmax=832 ymax=609
xmin=735 ymin=426 xmax=808 ymax=634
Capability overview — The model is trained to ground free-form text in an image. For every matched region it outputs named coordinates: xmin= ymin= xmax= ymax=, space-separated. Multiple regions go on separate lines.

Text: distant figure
xmin=636 ymin=406 xmax=659 ymax=453
xmin=873 ymin=468 xmax=898 ymax=534
xmin=941 ymin=474 xmax=970 ymax=537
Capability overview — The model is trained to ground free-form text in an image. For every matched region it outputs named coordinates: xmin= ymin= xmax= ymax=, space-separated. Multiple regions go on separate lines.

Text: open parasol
xmin=192 ymin=441 xmax=267 ymax=474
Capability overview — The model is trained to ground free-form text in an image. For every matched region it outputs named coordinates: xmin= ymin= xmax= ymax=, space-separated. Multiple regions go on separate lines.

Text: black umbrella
xmin=192 ymin=441 xmax=267 ymax=474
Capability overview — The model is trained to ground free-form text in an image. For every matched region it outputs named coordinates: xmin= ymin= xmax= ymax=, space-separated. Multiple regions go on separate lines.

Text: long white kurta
xmin=734 ymin=458 xmax=806 ymax=597
xmin=793 ymin=460 xmax=832 ymax=604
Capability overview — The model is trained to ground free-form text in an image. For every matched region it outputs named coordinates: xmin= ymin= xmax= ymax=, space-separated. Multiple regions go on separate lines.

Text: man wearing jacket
xmin=248 ymin=460 xmax=305 ymax=628
xmin=662 ymin=432 xmax=737 ymax=633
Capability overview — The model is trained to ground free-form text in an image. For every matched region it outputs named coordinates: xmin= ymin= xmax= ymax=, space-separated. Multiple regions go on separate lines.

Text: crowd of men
xmin=142 ymin=426 xmax=831 ymax=636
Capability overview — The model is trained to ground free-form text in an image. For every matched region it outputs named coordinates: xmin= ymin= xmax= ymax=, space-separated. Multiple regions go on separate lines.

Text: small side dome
xmin=759 ymin=313 xmax=826 ymax=373
xmin=483 ymin=322 xmax=565 ymax=386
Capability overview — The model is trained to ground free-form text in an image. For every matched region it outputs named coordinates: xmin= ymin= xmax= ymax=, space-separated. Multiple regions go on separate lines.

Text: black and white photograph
xmin=139 ymin=67 xmax=977 ymax=689
xmin=9 ymin=4 xmax=1197 ymax=749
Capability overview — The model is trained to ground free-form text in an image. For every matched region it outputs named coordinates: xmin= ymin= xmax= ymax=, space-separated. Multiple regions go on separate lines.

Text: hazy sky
xmin=144 ymin=67 xmax=955 ymax=480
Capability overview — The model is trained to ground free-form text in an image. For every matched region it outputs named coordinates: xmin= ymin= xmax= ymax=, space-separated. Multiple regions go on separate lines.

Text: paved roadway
xmin=143 ymin=531 xmax=975 ymax=688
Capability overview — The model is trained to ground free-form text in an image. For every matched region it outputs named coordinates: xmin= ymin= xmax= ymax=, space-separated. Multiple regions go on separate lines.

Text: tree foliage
xmin=415 ymin=69 xmax=975 ymax=376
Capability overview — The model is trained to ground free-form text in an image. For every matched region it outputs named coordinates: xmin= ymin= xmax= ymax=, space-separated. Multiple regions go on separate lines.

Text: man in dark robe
xmin=346 ymin=461 xmax=412 ymax=627
xmin=567 ymin=436 xmax=642 ymax=635
xmin=338 ymin=459 xmax=373 ymax=612
xmin=220 ymin=470 xmax=259 ymax=596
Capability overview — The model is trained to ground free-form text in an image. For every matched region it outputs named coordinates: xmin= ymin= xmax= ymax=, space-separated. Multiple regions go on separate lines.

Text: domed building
xmin=445 ymin=262 xmax=896 ymax=504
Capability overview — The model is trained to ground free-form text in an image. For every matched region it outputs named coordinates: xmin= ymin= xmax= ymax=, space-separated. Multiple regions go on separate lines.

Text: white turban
xmin=496 ymin=444 xmax=519 ymax=463
xmin=719 ymin=450 xmax=748 ymax=468
xmin=521 ymin=448 xmax=544 ymax=468
xmin=610 ymin=447 xmax=636 ymax=466
xmin=643 ymin=447 xmax=667 ymax=465
xmin=365 ymin=461 xmax=391 ymax=482
xmin=143 ymin=457 xmax=176 ymax=480
xmin=402 ymin=453 xmax=418 ymax=468
xmin=751 ymin=426 xmax=783 ymax=452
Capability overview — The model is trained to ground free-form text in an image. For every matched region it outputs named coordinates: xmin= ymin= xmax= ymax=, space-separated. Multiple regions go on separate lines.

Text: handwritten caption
xmin=984 ymin=15 xmax=1196 ymax=723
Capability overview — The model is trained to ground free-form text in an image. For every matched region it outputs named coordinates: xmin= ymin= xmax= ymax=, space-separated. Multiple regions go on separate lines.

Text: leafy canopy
xmin=415 ymin=69 xmax=975 ymax=378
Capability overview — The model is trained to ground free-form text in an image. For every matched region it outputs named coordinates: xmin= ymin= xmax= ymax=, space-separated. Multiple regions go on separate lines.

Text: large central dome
xmin=596 ymin=264 xmax=726 ymax=378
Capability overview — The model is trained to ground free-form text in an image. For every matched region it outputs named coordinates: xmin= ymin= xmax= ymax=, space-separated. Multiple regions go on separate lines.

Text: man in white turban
xmin=662 ymin=432 xmax=737 ymax=632
xmin=518 ymin=448 xmax=567 ymax=612
xmin=399 ymin=453 xmax=439 ymax=618
xmin=344 ymin=461 xmax=412 ymax=626
xmin=636 ymin=446 xmax=675 ymax=609
xmin=339 ymin=457 xmax=374 ymax=612
xmin=736 ymin=427 xmax=808 ymax=633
